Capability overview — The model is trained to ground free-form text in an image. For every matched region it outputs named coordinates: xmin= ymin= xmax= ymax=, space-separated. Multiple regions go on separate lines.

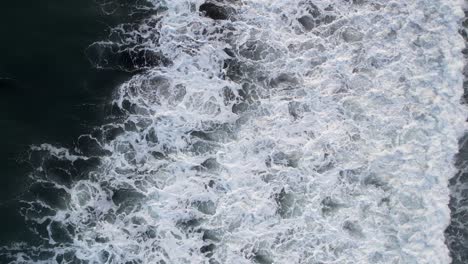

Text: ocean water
xmin=0 ymin=0 xmax=467 ymax=263
xmin=0 ymin=0 xmax=133 ymax=254
xmin=445 ymin=6 xmax=468 ymax=264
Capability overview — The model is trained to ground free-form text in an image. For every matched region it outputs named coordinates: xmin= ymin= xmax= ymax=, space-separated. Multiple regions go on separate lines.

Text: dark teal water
xmin=0 ymin=0 xmax=132 ymax=246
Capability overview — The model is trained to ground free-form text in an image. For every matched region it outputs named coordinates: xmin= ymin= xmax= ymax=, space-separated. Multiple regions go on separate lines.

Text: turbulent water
xmin=1 ymin=0 xmax=467 ymax=263
xmin=445 ymin=5 xmax=468 ymax=264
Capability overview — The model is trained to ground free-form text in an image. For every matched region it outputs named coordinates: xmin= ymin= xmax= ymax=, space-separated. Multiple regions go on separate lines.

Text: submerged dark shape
xmin=200 ymin=243 xmax=216 ymax=256
xmin=275 ymin=188 xmax=296 ymax=218
xmin=201 ymin=157 xmax=221 ymax=171
xmin=251 ymin=249 xmax=274 ymax=264
xmin=298 ymin=15 xmax=316 ymax=31
xmin=306 ymin=2 xmax=321 ymax=18
xmin=199 ymin=2 xmax=235 ymax=20
xmin=297 ymin=1 xmax=336 ymax=31
xmin=343 ymin=220 xmax=364 ymax=238
xmin=269 ymin=73 xmax=299 ymax=88
xmin=111 ymin=188 xmax=145 ymax=206
xmin=321 ymin=196 xmax=343 ymax=215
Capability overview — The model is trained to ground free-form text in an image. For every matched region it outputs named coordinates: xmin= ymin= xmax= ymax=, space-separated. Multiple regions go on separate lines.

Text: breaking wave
xmin=1 ymin=0 xmax=466 ymax=263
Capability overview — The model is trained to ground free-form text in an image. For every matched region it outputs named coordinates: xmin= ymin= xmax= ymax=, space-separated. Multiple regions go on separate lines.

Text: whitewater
xmin=3 ymin=0 xmax=467 ymax=263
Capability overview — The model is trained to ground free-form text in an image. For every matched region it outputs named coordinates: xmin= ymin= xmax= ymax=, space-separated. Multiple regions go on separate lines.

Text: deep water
xmin=0 ymin=0 xmax=131 ymax=248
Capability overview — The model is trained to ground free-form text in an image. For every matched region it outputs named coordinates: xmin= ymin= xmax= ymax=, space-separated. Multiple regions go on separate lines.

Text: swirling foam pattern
xmin=3 ymin=0 xmax=466 ymax=263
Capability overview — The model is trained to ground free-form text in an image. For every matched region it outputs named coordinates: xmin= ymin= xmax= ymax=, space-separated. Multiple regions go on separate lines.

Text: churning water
xmin=1 ymin=0 xmax=467 ymax=263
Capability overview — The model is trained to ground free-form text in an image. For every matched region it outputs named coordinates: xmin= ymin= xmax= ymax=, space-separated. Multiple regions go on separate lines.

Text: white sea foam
xmin=7 ymin=0 xmax=466 ymax=263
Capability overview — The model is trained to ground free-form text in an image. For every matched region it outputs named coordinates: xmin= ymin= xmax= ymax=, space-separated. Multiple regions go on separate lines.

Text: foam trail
xmin=1 ymin=0 xmax=466 ymax=263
